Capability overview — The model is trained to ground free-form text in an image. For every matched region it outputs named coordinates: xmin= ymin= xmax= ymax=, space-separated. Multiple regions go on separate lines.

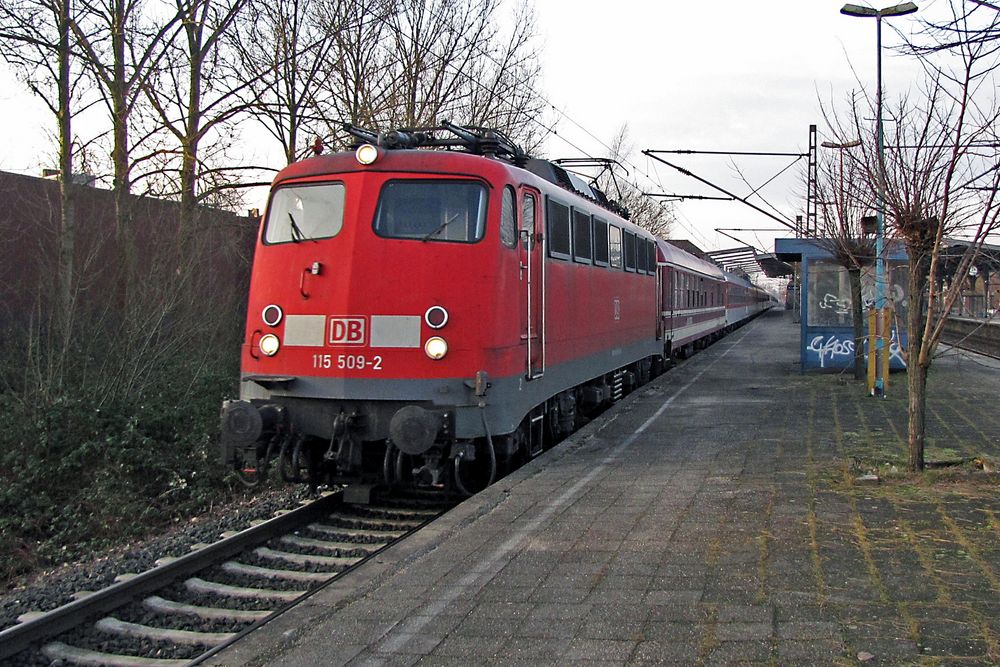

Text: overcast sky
xmin=0 ymin=0 xmax=943 ymax=256
xmin=532 ymin=0 xmax=937 ymax=255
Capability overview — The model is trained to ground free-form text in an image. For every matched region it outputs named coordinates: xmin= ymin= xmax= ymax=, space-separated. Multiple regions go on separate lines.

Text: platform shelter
xmin=774 ymin=237 xmax=908 ymax=372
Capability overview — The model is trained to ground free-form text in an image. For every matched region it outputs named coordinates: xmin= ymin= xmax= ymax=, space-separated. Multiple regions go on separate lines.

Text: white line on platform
xmin=362 ymin=322 xmax=757 ymax=664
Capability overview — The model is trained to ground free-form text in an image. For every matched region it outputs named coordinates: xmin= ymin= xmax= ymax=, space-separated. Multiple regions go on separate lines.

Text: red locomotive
xmin=220 ymin=123 xmax=770 ymax=493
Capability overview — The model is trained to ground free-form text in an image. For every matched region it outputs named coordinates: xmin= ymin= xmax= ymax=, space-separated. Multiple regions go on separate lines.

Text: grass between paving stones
xmin=799 ymin=366 xmax=1000 ymax=665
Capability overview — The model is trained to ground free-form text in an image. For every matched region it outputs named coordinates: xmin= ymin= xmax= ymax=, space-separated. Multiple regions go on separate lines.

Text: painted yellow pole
xmin=867 ymin=307 xmax=877 ymax=395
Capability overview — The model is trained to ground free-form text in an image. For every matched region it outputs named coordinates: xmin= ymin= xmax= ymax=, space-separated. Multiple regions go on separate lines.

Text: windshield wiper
xmin=422 ymin=212 xmax=462 ymax=242
xmin=288 ymin=212 xmax=306 ymax=243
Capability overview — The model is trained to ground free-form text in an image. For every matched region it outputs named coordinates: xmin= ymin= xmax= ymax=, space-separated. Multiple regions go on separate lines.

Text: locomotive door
xmin=519 ymin=189 xmax=544 ymax=379
xmin=655 ymin=263 xmax=663 ymax=340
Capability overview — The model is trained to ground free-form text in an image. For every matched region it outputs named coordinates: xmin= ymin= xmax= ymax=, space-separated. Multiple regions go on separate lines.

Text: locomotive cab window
xmin=374 ymin=180 xmax=487 ymax=243
xmin=572 ymin=209 xmax=592 ymax=263
xmin=264 ymin=182 xmax=346 ymax=244
xmin=547 ymin=198 xmax=571 ymax=260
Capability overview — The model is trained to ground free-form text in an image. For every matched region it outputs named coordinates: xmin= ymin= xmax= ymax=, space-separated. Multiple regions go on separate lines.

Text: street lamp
xmin=841 ymin=2 xmax=917 ymax=397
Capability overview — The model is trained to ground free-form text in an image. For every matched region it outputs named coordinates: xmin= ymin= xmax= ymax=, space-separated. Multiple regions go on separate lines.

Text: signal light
xmin=424 ymin=305 xmax=449 ymax=329
xmin=262 ymin=304 xmax=283 ymax=327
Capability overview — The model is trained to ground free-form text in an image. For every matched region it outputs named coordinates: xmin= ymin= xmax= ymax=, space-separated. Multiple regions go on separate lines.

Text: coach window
xmin=623 ymin=231 xmax=636 ymax=272
xmin=547 ymin=198 xmax=571 ymax=260
xmin=572 ymin=209 xmax=592 ymax=263
xmin=636 ymin=237 xmax=647 ymax=273
xmin=500 ymin=186 xmax=517 ymax=248
xmin=265 ymin=182 xmax=346 ymax=244
xmin=593 ymin=218 xmax=609 ymax=266
xmin=374 ymin=180 xmax=487 ymax=242
xmin=609 ymin=225 xmax=623 ymax=268
xmin=521 ymin=193 xmax=536 ymax=250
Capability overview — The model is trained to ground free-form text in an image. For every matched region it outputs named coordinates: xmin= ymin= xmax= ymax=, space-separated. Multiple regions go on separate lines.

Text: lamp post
xmin=840 ymin=2 xmax=917 ymax=397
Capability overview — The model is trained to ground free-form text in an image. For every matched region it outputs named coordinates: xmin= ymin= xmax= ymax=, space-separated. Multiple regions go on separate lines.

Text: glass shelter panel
xmin=807 ymin=260 xmax=854 ymax=327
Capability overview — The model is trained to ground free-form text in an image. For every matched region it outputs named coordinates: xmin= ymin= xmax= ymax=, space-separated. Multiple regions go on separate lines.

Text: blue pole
xmin=874 ymin=14 xmax=886 ymax=397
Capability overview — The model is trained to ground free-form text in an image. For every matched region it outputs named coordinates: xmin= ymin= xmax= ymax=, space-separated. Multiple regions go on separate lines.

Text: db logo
xmin=329 ymin=317 xmax=366 ymax=345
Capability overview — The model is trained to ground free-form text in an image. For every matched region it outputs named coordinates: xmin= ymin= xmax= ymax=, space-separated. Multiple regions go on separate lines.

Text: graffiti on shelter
xmin=806 ymin=330 xmax=907 ymax=369
xmin=819 ymin=293 xmax=851 ymax=316
xmin=861 ymin=282 xmax=905 ymax=309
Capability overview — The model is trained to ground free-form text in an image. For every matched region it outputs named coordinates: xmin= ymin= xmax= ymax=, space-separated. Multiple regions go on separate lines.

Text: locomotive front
xmin=220 ymin=143 xmax=520 ymax=491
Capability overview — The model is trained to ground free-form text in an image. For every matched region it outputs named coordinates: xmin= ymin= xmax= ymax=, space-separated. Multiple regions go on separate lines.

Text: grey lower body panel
xmin=240 ymin=338 xmax=662 ymax=441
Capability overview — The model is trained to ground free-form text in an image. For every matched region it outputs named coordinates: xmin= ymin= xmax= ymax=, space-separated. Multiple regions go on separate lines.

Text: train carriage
xmin=656 ymin=241 xmax=728 ymax=358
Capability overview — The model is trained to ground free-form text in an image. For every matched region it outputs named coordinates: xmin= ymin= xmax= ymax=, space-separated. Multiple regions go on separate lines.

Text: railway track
xmin=1 ymin=490 xmax=453 ymax=666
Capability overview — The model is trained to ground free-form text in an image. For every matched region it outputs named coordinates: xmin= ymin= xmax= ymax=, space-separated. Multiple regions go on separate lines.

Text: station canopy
xmin=704 ymin=245 xmax=794 ymax=278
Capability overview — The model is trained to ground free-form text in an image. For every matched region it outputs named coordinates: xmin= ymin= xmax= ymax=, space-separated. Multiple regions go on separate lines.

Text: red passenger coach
xmin=220 ymin=125 xmax=664 ymax=493
xmin=656 ymin=241 xmax=727 ymax=358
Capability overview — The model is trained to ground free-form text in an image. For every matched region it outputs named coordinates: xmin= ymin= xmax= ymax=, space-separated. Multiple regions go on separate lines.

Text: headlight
xmin=259 ymin=334 xmax=280 ymax=356
xmin=424 ymin=336 xmax=448 ymax=360
xmin=356 ymin=144 xmax=378 ymax=165
xmin=262 ymin=304 xmax=283 ymax=327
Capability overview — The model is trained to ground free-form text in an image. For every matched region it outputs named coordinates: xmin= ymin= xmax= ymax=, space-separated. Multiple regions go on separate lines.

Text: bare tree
xmin=143 ymin=0 xmax=248 ymax=230
xmin=454 ymin=0 xmax=546 ymax=150
xmin=70 ymin=0 xmax=181 ymax=236
xmin=838 ymin=0 xmax=1000 ymax=470
xmin=810 ymin=112 xmax=877 ymax=380
xmin=599 ymin=124 xmax=675 ymax=238
xmin=311 ymin=0 xmax=545 ymax=151
xmin=0 ymin=0 xmax=93 ymax=389
xmin=315 ymin=0 xmax=395 ymax=136
xmin=228 ymin=0 xmax=334 ymax=164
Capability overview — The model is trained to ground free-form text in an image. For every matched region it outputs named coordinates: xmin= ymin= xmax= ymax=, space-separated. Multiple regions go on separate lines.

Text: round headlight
xmin=259 ymin=333 xmax=280 ymax=357
xmin=424 ymin=336 xmax=448 ymax=360
xmin=262 ymin=304 xmax=283 ymax=327
xmin=356 ymin=144 xmax=378 ymax=165
xmin=424 ymin=305 xmax=449 ymax=329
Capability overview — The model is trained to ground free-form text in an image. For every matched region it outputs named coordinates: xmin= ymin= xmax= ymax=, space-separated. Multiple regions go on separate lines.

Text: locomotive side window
xmin=635 ymin=237 xmax=647 ymax=273
xmin=647 ymin=241 xmax=657 ymax=275
xmin=608 ymin=225 xmax=623 ymax=268
xmin=623 ymin=231 xmax=636 ymax=272
xmin=264 ymin=183 xmax=346 ymax=244
xmin=374 ymin=180 xmax=487 ymax=243
xmin=500 ymin=186 xmax=517 ymax=248
xmin=593 ymin=218 xmax=609 ymax=266
xmin=547 ymin=198 xmax=571 ymax=259
xmin=572 ymin=209 xmax=592 ymax=264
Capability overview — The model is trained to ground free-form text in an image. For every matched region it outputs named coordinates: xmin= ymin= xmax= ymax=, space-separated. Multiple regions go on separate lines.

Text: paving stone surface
xmin=212 ymin=311 xmax=1000 ymax=666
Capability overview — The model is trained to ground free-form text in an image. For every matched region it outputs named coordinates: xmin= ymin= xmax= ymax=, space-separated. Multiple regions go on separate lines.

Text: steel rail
xmin=0 ymin=491 xmax=345 ymax=659
xmin=187 ymin=503 xmax=450 ymax=666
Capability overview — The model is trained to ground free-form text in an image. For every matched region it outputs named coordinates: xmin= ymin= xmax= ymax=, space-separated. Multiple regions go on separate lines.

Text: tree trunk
xmin=56 ymin=0 xmax=76 ymax=389
xmin=907 ymin=359 xmax=928 ymax=471
xmin=905 ymin=247 xmax=930 ymax=471
xmin=849 ymin=267 xmax=865 ymax=381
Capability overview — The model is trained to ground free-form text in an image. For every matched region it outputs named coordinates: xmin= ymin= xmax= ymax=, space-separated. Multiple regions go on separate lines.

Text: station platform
xmin=212 ymin=311 xmax=1000 ymax=666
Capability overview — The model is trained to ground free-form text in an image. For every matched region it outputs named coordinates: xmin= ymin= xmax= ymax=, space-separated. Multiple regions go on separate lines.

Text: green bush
xmin=0 ymin=363 xmax=243 ymax=583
